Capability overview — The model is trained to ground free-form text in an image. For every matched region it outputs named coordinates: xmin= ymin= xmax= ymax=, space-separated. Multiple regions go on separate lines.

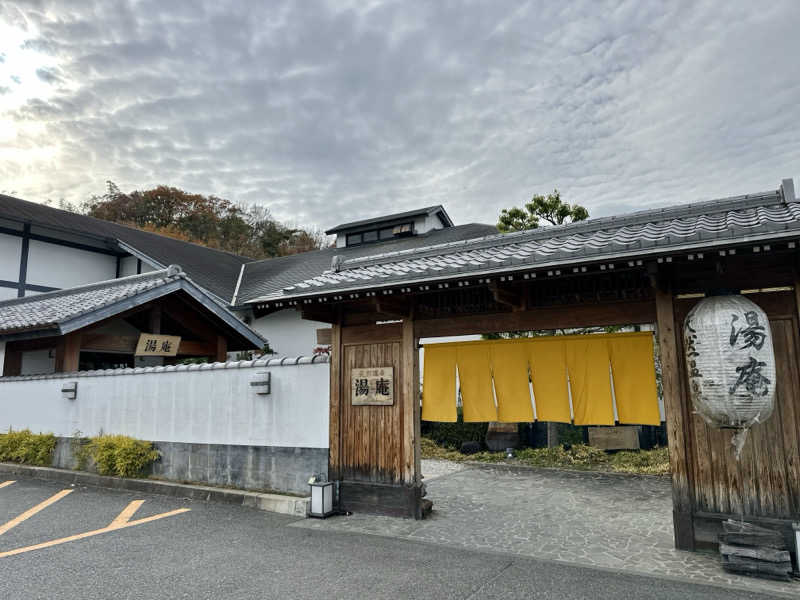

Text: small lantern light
xmin=309 ymin=477 xmax=334 ymax=518
xmin=505 ymin=447 xmax=515 ymax=459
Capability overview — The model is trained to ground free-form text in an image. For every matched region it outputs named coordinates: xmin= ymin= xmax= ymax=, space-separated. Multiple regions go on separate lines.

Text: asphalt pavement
xmin=0 ymin=478 xmax=788 ymax=599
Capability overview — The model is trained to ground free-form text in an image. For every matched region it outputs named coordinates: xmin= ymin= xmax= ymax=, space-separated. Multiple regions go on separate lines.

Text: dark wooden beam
xmin=372 ymin=296 xmax=410 ymax=318
xmin=654 ymin=279 xmax=695 ymax=551
xmin=488 ymin=282 xmax=524 ymax=311
xmin=216 ymin=335 xmax=227 ymax=362
xmin=2 ymin=347 xmax=22 ymax=376
xmin=414 ymin=299 xmax=656 ymax=338
xmin=148 ymin=305 xmax=162 ymax=334
xmin=177 ymin=340 xmax=216 ymax=356
xmin=55 ymin=331 xmax=81 ymax=373
xmin=81 ymin=334 xmax=137 ymax=353
xmin=160 ymin=296 xmax=219 ymax=342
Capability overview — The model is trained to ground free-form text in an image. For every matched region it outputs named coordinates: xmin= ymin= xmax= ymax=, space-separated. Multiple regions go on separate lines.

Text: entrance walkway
xmin=291 ymin=461 xmax=798 ymax=597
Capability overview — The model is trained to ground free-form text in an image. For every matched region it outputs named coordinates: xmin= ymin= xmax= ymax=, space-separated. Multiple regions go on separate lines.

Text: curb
xmin=0 ymin=462 xmax=310 ymax=518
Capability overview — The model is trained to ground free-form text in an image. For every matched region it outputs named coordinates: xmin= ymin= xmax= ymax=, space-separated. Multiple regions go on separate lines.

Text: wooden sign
xmin=351 ymin=366 xmax=394 ymax=406
xmin=135 ymin=333 xmax=181 ymax=357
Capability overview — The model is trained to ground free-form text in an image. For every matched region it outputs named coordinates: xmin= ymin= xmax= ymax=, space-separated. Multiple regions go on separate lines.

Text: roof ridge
xmin=0 ymin=266 xmax=179 ymax=309
xmin=338 ymin=189 xmax=782 ymax=271
xmin=0 ymin=193 xmax=253 ymax=262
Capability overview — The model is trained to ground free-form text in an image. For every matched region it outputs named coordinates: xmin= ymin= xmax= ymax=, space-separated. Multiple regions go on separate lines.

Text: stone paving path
xmin=291 ymin=460 xmax=798 ymax=597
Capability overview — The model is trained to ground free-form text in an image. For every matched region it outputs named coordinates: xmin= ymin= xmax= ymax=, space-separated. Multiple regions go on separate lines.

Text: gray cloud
xmin=1 ymin=0 xmax=799 ymax=231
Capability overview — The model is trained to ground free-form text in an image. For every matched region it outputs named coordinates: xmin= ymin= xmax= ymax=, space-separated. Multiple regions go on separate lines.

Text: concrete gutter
xmin=0 ymin=462 xmax=310 ymax=518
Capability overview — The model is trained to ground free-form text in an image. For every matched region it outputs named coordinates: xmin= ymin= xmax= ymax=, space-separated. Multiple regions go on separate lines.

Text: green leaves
xmin=81 ymin=181 xmax=327 ymax=259
xmin=497 ymin=189 xmax=589 ymax=232
xmin=0 ymin=429 xmax=57 ymax=466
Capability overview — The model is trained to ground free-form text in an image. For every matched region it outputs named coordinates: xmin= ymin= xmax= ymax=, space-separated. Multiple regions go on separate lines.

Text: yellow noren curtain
xmin=609 ymin=334 xmax=661 ymax=425
xmin=566 ymin=337 xmax=615 ymax=425
xmin=457 ymin=345 xmax=497 ymax=422
xmin=490 ymin=343 xmax=534 ymax=422
xmin=422 ymin=344 xmax=457 ymax=422
xmin=528 ymin=339 xmax=571 ymax=423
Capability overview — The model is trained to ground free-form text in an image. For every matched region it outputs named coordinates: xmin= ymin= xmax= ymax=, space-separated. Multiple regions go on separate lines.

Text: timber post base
xmin=338 ymin=480 xmax=425 ymax=519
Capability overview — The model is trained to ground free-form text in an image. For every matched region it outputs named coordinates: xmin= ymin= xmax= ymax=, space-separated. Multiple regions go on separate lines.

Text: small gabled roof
xmin=0 ymin=194 xmax=250 ymax=302
xmin=247 ymin=184 xmax=800 ymax=306
xmin=0 ymin=265 xmax=265 ymax=348
xmin=324 ymin=205 xmax=453 ymax=235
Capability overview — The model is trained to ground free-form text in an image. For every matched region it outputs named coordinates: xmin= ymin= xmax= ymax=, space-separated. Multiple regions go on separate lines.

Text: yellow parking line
xmin=0 ymin=501 xmax=190 ymax=559
xmin=108 ymin=500 xmax=145 ymax=527
xmin=0 ymin=481 xmax=15 ymax=489
xmin=0 ymin=489 xmax=73 ymax=536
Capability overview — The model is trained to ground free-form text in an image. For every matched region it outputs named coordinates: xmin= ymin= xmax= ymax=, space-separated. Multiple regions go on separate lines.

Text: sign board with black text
xmin=351 ymin=366 xmax=394 ymax=406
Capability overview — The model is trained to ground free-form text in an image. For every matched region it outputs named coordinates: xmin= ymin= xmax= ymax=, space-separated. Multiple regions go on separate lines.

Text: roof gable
xmin=0 ymin=265 xmax=265 ymax=347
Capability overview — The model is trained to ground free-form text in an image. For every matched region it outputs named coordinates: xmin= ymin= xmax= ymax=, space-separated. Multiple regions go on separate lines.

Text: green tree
xmin=497 ymin=189 xmax=588 ymax=232
xmin=80 ymin=181 xmax=327 ymax=259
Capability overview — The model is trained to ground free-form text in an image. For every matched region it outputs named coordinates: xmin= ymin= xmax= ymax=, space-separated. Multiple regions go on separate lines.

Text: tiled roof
xmin=245 ymin=188 xmax=800 ymax=304
xmin=235 ymin=223 xmax=499 ymax=304
xmin=0 ymin=266 xmax=265 ymax=347
xmin=324 ymin=205 xmax=452 ymax=234
xmin=0 ymin=194 xmax=250 ymax=301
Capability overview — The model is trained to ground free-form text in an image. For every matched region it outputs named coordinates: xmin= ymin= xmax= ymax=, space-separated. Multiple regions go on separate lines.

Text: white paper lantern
xmin=683 ymin=295 xmax=775 ymax=430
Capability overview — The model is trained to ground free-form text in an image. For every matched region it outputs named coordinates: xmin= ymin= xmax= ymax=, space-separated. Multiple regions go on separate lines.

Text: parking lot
xmin=0 ymin=477 xmax=789 ymax=599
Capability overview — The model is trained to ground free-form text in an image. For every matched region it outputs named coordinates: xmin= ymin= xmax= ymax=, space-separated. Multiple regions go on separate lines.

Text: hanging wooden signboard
xmin=135 ymin=333 xmax=182 ymax=357
xmin=351 ymin=366 xmax=394 ymax=406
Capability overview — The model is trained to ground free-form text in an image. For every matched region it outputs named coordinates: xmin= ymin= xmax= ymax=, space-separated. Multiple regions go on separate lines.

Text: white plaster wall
xmin=0 ymin=341 xmax=5 ymax=377
xmin=0 ymin=287 xmax=18 ymax=301
xmin=119 ymin=256 xmax=138 ymax=277
xmin=21 ymin=349 xmax=55 ymax=376
xmin=26 ymin=241 xmax=117 ymax=288
xmin=0 ymin=233 xmax=22 ymax=282
xmin=0 ymin=360 xmax=330 ymax=448
xmin=251 ymin=309 xmax=328 ymax=357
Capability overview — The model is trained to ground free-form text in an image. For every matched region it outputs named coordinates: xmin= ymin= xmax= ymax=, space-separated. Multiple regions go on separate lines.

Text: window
xmin=363 ymin=230 xmax=378 ymax=243
xmin=346 ymin=233 xmax=362 ymax=246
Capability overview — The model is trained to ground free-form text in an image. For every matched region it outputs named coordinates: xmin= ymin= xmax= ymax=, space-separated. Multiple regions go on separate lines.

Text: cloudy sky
xmin=0 ymin=1 xmax=798 ymax=230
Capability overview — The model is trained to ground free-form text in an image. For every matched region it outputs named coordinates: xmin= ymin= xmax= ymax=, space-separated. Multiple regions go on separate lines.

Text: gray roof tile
xmin=245 ymin=189 xmax=800 ymax=303
xmin=0 ymin=269 xmax=183 ymax=335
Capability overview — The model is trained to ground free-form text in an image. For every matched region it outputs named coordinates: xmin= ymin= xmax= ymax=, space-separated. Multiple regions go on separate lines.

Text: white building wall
xmin=26 ymin=240 xmax=117 ymax=288
xmin=119 ymin=256 xmax=138 ymax=277
xmin=0 ymin=288 xmax=17 ymax=301
xmin=0 ymin=233 xmax=22 ymax=282
xmin=0 ymin=341 xmax=5 ymax=377
xmin=0 ymin=358 xmax=330 ymax=448
xmin=251 ymin=309 xmax=328 ymax=357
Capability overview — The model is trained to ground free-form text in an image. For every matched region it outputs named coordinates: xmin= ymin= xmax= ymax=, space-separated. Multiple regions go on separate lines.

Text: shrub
xmin=0 ymin=429 xmax=57 ymax=466
xmin=84 ymin=435 xmax=160 ymax=478
xmin=421 ymin=408 xmax=489 ymax=449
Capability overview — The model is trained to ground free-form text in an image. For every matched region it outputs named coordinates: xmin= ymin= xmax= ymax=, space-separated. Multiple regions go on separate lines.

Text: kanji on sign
xmin=351 ymin=367 xmax=394 ymax=406
xmin=135 ymin=333 xmax=182 ymax=357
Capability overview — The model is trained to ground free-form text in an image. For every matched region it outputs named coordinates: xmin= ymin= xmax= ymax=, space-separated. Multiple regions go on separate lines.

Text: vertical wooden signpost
xmin=328 ymin=318 xmax=422 ymax=518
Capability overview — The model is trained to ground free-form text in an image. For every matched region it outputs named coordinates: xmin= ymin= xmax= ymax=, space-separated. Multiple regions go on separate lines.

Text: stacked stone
xmin=719 ymin=519 xmax=793 ymax=581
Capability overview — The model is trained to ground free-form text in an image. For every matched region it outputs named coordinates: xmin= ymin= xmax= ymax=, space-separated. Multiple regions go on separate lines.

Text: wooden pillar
xmin=55 ymin=332 xmax=82 ymax=373
xmin=148 ymin=305 xmax=162 ymax=334
xmin=215 ymin=335 xmax=228 ymax=363
xmin=2 ymin=345 xmax=22 ymax=377
xmin=402 ymin=317 xmax=420 ymax=487
xmin=329 ymin=319 xmax=342 ymax=482
xmin=655 ymin=285 xmax=695 ymax=550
